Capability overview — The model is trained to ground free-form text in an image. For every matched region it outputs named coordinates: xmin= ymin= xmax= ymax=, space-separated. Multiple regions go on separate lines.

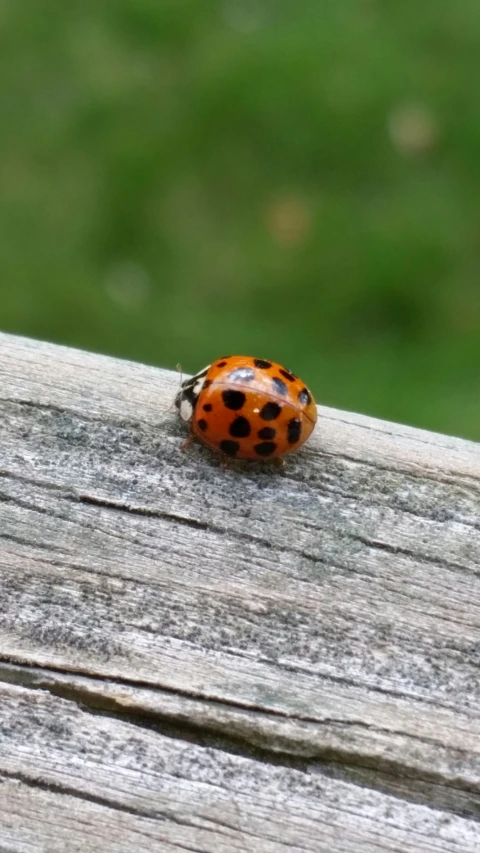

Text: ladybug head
xmin=174 ymin=363 xmax=210 ymax=423
xmin=175 ymin=383 xmax=195 ymax=423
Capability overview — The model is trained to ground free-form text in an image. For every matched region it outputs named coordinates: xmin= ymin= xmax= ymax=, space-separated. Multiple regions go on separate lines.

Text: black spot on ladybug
xmin=203 ymin=403 xmax=212 ymax=412
xmin=197 ymin=418 xmax=208 ymax=432
xmin=287 ymin=417 xmax=302 ymax=444
xmin=254 ymin=441 xmax=277 ymax=457
xmin=260 ymin=402 xmax=281 ymax=421
xmin=254 ymin=359 xmax=272 ymax=369
xmin=298 ymin=388 xmax=311 ymax=406
xmin=229 ymin=416 xmax=251 ymax=438
xmin=220 ymin=439 xmax=240 ymax=457
xmin=216 ymin=360 xmax=228 ymax=368
xmin=258 ymin=426 xmax=276 ymax=439
xmin=222 ymin=389 xmax=246 ymax=410
xmin=228 ymin=367 xmax=255 ymax=383
xmin=203 ymin=379 xmax=212 ymax=389
xmin=272 ymin=377 xmax=289 ymax=396
xmin=279 ymin=368 xmax=295 ymax=382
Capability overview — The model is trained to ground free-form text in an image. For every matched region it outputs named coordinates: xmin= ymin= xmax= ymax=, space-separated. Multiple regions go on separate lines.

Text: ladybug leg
xmin=179 ymin=434 xmax=195 ymax=452
xmin=272 ymin=457 xmax=285 ymax=471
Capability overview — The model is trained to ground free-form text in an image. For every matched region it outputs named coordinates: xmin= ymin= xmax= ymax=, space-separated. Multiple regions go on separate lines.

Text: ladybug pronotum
xmin=175 ymin=355 xmax=317 ymax=460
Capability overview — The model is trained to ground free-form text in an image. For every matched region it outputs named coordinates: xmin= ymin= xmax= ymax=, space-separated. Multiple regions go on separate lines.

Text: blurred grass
xmin=0 ymin=0 xmax=479 ymax=438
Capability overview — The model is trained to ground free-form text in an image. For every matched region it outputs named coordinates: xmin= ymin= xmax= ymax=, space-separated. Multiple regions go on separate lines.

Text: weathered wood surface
xmin=0 ymin=331 xmax=480 ymax=852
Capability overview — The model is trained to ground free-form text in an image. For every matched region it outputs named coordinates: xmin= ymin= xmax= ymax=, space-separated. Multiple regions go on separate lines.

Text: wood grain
xmin=1 ymin=331 xmax=480 ymax=851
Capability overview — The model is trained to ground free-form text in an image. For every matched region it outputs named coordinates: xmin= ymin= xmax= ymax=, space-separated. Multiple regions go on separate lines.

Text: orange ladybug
xmin=175 ymin=356 xmax=317 ymax=460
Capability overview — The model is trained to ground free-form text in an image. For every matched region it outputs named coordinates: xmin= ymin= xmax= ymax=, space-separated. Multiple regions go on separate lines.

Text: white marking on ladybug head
xmin=193 ymin=377 xmax=206 ymax=396
xmin=179 ymin=397 xmax=193 ymax=422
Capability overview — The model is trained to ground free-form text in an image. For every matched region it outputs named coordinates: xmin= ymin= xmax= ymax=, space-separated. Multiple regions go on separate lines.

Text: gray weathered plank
xmin=1 ymin=331 xmax=480 ymax=851
xmin=0 ymin=682 xmax=479 ymax=853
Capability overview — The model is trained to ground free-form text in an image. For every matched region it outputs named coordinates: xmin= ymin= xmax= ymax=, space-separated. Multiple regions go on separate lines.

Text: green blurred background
xmin=1 ymin=0 xmax=480 ymax=439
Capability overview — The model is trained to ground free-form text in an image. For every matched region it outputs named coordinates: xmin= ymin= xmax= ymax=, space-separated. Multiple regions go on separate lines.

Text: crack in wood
xmin=4 ymin=478 xmax=474 ymax=579
xmin=78 ymin=494 xmax=211 ymax=531
xmin=0 ymin=769 xmax=161 ymax=821
xmin=0 ymin=661 xmax=479 ymax=826
xmin=0 ymin=531 xmax=67 ymax=556
xmin=0 ymin=769 xmax=229 ymax=847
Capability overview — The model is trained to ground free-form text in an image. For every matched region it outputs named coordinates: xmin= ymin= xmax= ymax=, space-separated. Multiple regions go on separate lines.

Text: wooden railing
xmin=1 ymin=331 xmax=479 ymax=852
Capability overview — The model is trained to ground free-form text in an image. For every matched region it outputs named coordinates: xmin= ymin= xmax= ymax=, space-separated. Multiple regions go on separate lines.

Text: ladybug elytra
xmin=175 ymin=356 xmax=317 ymax=460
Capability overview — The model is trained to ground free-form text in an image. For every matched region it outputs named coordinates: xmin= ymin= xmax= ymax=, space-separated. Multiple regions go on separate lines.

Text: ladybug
xmin=175 ymin=355 xmax=317 ymax=460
